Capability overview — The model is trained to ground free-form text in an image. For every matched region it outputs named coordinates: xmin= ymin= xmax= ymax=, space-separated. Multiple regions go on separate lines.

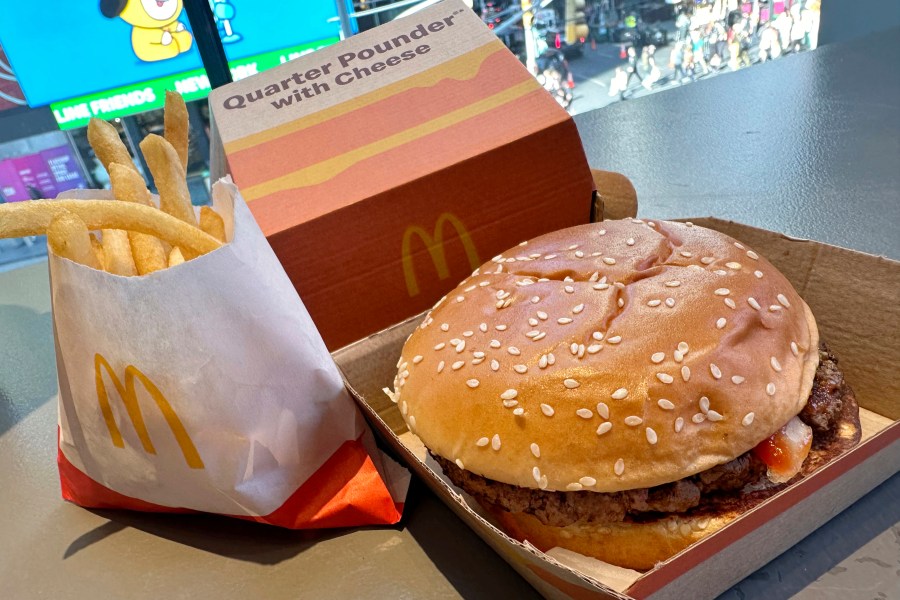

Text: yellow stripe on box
xmin=225 ymin=40 xmax=509 ymax=154
xmin=95 ymin=354 xmax=204 ymax=469
xmin=242 ymin=78 xmax=538 ymax=201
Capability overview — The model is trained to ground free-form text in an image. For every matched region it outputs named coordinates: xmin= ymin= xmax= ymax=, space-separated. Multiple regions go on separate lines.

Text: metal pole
xmin=183 ymin=0 xmax=232 ymax=89
xmin=522 ymin=0 xmax=537 ymax=74
xmin=335 ymin=0 xmax=354 ymax=39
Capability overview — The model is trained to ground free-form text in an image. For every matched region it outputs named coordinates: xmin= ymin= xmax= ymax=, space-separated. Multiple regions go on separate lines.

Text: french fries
xmin=0 ymin=94 xmax=231 ymax=276
xmin=168 ymin=247 xmax=185 ymax=267
xmin=109 ymin=163 xmax=168 ymax=275
xmin=140 ymin=134 xmax=198 ymax=227
xmin=199 ymin=206 xmax=226 ymax=243
xmin=0 ymin=200 xmax=222 ymax=256
xmin=87 ymin=119 xmax=136 ymax=173
xmin=164 ymin=91 xmax=190 ymax=173
xmin=47 ymin=211 xmax=101 ymax=269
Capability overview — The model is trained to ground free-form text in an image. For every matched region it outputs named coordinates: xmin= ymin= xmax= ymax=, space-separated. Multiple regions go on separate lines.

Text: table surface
xmin=2 ymin=29 xmax=900 ymax=600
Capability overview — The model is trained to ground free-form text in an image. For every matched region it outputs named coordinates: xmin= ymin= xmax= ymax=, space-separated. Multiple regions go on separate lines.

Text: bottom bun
xmin=487 ymin=505 xmax=737 ymax=571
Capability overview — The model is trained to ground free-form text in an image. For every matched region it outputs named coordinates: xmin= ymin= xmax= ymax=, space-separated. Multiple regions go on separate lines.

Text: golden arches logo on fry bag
xmin=402 ymin=212 xmax=480 ymax=297
xmin=94 ymin=353 xmax=204 ymax=469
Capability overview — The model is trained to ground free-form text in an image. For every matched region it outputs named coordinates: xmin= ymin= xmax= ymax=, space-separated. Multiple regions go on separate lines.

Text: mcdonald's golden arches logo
xmin=94 ymin=354 xmax=204 ymax=469
xmin=401 ymin=213 xmax=480 ymax=297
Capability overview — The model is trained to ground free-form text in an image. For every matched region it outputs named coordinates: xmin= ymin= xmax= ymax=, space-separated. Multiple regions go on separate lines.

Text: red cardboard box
xmin=210 ymin=0 xmax=594 ymax=349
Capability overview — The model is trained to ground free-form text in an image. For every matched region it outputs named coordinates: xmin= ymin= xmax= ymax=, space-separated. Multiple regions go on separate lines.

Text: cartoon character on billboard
xmin=213 ymin=0 xmax=241 ymax=44
xmin=100 ymin=0 xmax=193 ymax=62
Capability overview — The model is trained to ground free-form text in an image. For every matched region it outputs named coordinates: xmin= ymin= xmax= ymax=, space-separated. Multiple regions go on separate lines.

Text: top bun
xmin=392 ymin=219 xmax=819 ymax=493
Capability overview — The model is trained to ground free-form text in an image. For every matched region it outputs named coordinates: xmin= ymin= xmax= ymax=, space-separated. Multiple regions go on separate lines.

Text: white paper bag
xmin=54 ymin=178 xmax=408 ymax=528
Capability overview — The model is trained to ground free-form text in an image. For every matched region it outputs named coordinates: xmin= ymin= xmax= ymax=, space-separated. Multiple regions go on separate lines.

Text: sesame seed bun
xmin=393 ymin=219 xmax=819 ymax=494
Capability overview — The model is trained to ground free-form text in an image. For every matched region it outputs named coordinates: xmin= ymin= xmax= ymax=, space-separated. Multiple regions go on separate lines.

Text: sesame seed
xmin=726 ymin=262 xmax=742 ymax=270
xmin=649 ymin=353 xmax=665 ymax=365
xmin=496 ymin=325 xmax=507 ymax=331
xmin=675 ymin=417 xmax=685 ymax=432
xmin=473 ymin=351 xmax=485 ymax=359
xmin=692 ymin=413 xmax=706 ymax=424
xmin=593 ymin=283 xmax=610 ymax=290
xmin=471 ymin=357 xmax=485 ymax=365
xmin=480 ymin=323 xmax=488 ymax=332
xmin=575 ymin=250 xmax=584 ymax=258
xmin=577 ymin=344 xmax=585 ymax=359
xmin=532 ymin=467 xmax=541 ymax=484
xmin=476 ymin=437 xmax=489 ymax=447
xmin=681 ymin=366 xmax=691 ymax=381
xmin=438 ymin=361 xmax=445 ymax=373
xmin=699 ymin=397 xmax=711 ymax=414
xmin=767 ymin=382 xmax=776 ymax=396
xmin=401 ymin=401 xmax=408 ymax=416
xmin=576 ymin=408 xmax=593 ymax=419
xmin=409 ymin=415 xmax=417 ymax=430
xmin=596 ymin=402 xmax=610 ymax=419
xmin=611 ymin=388 xmax=629 ymax=400
xmin=624 ymin=416 xmax=643 ymax=426
xmin=456 ymin=296 xmax=465 ymax=303
xmin=607 ymin=335 xmax=622 ymax=344
xmin=573 ymin=304 xmax=585 ymax=314
xmin=538 ymin=355 xmax=548 ymax=369
xmin=648 ymin=299 xmax=662 ymax=307
xmin=771 ymin=357 xmax=783 ymax=372
xmin=748 ymin=297 xmax=761 ymax=310
xmin=626 ymin=238 xmax=635 ymax=246
xmin=724 ymin=298 xmax=736 ymax=309
xmin=564 ymin=378 xmax=580 ymax=389
xmin=455 ymin=340 xmax=466 ymax=352
xmin=434 ymin=343 xmax=446 ymax=351
xmin=463 ymin=330 xmax=474 ymax=337
xmin=592 ymin=332 xmax=604 ymax=341
xmin=678 ymin=342 xmax=689 ymax=354
xmin=558 ymin=317 xmax=574 ymax=324
xmin=680 ymin=251 xmax=693 ymax=258
xmin=646 ymin=428 xmax=658 ymax=445
xmin=490 ymin=359 xmax=500 ymax=371
xmin=567 ymin=244 xmax=579 ymax=250
xmin=597 ymin=422 xmax=613 ymax=435
xmin=742 ymin=413 xmax=755 ymax=426
xmin=648 ymin=222 xmax=656 ymax=227
xmin=531 ymin=296 xmax=541 ymax=304
xmin=455 ymin=458 xmax=465 ymax=469
xmin=539 ymin=476 xmax=549 ymax=490
xmin=525 ymin=330 xmax=540 ymax=339
xmin=617 ymin=298 xmax=625 ymax=308
xmin=754 ymin=270 xmax=764 ymax=278
xmin=657 ymin=398 xmax=675 ymax=411
xmin=714 ymin=288 xmax=731 ymax=296
xmin=490 ymin=340 xmax=501 ymax=349
xmin=413 ymin=355 xmax=423 ymax=364
xmin=769 ymin=305 xmax=782 ymax=312
xmin=589 ymin=271 xmax=600 ymax=282
xmin=566 ymin=483 xmax=583 ymax=491
xmin=599 ymin=229 xmax=606 ymax=235
xmin=673 ymin=350 xmax=684 ymax=363
xmin=665 ymin=297 xmax=676 ymax=308
xmin=716 ymin=318 xmax=727 ymax=329
xmin=710 ymin=364 xmax=723 ymax=379
xmin=564 ymin=286 xmax=574 ymax=294
xmin=513 ymin=408 xmax=524 ymax=416
xmin=479 ymin=281 xmax=490 ymax=287
xmin=707 ymin=410 xmax=724 ymax=422
xmin=587 ymin=344 xmax=602 ymax=354
xmin=580 ymin=476 xmax=597 ymax=487
xmin=569 ymin=343 xmax=578 ymax=356
xmin=452 ymin=361 xmax=465 ymax=370
xmin=541 ymin=403 xmax=555 ymax=417
xmin=603 ymin=257 xmax=617 ymax=265
xmin=747 ymin=250 xmax=759 ymax=260
xmin=491 ymin=434 xmax=501 ymax=451
xmin=791 ymin=342 xmax=799 ymax=356
xmin=777 ymin=294 xmax=791 ymax=308
xmin=507 ymin=346 xmax=521 ymax=356
xmin=734 ymin=242 xmax=745 ymax=250
xmin=514 ymin=365 xmax=528 ymax=374
xmin=502 ymin=399 xmax=518 ymax=408
xmin=666 ymin=280 xmax=682 ymax=287
xmin=440 ymin=323 xmax=450 ymax=332
xmin=701 ymin=257 xmax=715 ymax=265
xmin=614 ymin=459 xmax=625 ymax=476
xmin=548 ymin=353 xmax=556 ymax=365
xmin=657 ymin=373 xmax=674 ymax=384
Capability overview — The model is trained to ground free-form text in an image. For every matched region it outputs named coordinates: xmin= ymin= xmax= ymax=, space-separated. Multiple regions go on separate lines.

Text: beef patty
xmin=433 ymin=342 xmax=862 ymax=527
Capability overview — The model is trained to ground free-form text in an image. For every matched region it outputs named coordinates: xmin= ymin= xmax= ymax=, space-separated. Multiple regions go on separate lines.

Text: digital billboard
xmin=0 ymin=1 xmax=344 ymax=129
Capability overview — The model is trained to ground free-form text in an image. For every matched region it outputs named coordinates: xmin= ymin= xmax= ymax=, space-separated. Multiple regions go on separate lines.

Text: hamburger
xmin=386 ymin=219 xmax=861 ymax=570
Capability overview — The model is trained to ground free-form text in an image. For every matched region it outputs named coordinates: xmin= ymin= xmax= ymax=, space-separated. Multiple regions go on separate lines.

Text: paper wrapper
xmin=53 ymin=178 xmax=409 ymax=528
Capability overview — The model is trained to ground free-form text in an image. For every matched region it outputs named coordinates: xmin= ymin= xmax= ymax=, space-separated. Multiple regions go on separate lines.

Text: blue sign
xmin=0 ymin=0 xmax=342 ymax=108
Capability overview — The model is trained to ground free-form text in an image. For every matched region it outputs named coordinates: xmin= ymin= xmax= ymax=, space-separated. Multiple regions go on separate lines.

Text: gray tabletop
xmin=2 ymin=31 xmax=899 ymax=600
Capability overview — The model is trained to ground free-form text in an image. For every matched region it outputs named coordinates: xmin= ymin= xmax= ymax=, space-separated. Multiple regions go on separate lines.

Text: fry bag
xmin=53 ymin=178 xmax=409 ymax=528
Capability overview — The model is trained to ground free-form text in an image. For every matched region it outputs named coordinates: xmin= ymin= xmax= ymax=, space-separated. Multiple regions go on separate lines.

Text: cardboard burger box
xmin=209 ymin=0 xmax=594 ymax=350
xmin=333 ymin=212 xmax=900 ymax=599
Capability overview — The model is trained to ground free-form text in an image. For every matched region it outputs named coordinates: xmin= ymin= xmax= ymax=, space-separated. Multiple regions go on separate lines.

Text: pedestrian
xmin=669 ymin=40 xmax=690 ymax=84
xmin=618 ymin=45 xmax=644 ymax=99
xmin=691 ymin=29 xmax=710 ymax=75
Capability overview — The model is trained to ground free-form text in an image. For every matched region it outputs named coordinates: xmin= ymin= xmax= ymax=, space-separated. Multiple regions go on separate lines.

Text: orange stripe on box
xmin=224 ymin=41 xmax=507 ymax=154
xmin=229 ymin=49 xmax=533 ymax=188
xmin=242 ymin=78 xmax=539 ymax=202
xmin=248 ymin=88 xmax=552 ymax=234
